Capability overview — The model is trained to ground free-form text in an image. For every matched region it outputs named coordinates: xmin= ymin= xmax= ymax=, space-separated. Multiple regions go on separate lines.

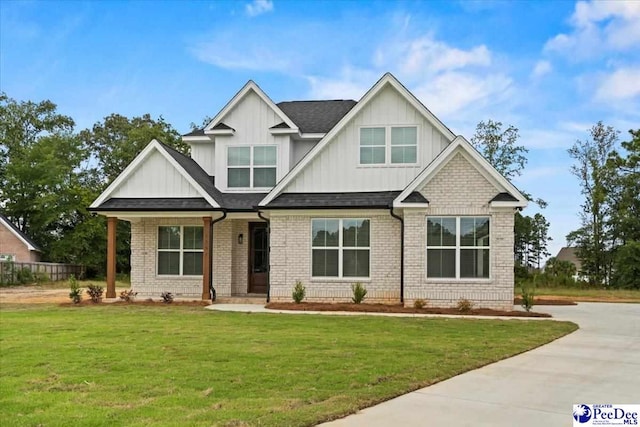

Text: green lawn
xmin=0 ymin=304 xmax=577 ymax=427
xmin=532 ymin=287 xmax=640 ymax=302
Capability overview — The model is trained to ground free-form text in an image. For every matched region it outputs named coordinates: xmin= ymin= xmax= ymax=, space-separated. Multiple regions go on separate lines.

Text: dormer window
xmin=227 ymin=145 xmax=277 ymax=188
xmin=359 ymin=126 xmax=418 ymax=165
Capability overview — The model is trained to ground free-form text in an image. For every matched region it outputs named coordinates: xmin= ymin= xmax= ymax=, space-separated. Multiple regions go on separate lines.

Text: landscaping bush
xmin=456 ymin=298 xmax=474 ymax=313
xmin=520 ymin=285 xmax=535 ymax=312
xmin=292 ymin=281 xmax=306 ymax=303
xmin=86 ymin=284 xmax=104 ymax=303
xmin=161 ymin=292 xmax=174 ymax=304
xmin=351 ymin=282 xmax=367 ymax=304
xmin=16 ymin=267 xmax=33 ymax=285
xmin=413 ymin=299 xmax=428 ymax=309
xmin=68 ymin=275 xmax=82 ymax=304
xmin=119 ymin=289 xmax=138 ymax=302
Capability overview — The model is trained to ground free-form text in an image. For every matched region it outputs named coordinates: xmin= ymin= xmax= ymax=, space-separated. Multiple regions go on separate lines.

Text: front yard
xmin=0 ymin=304 xmax=576 ymax=426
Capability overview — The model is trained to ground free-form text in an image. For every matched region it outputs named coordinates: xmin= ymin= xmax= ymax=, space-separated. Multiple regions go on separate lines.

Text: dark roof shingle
xmin=277 ymin=100 xmax=357 ymax=133
xmin=265 ymin=191 xmax=424 ymax=209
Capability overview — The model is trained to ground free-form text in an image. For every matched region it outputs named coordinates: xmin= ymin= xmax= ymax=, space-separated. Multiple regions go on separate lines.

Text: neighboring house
xmin=90 ymin=73 xmax=527 ymax=309
xmin=0 ymin=213 xmax=41 ymax=262
xmin=554 ymin=247 xmax=583 ymax=281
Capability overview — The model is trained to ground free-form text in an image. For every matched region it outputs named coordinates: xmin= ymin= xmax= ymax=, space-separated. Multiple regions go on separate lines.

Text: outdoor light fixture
xmin=238 ymin=233 xmax=243 ymax=244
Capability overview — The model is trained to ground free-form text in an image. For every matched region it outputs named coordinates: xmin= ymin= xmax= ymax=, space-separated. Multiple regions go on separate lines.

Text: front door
xmin=248 ymin=222 xmax=268 ymax=294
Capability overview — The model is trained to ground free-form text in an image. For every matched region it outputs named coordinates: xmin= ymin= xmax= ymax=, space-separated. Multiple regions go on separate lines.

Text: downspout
xmin=209 ymin=210 xmax=227 ymax=301
xmin=389 ymin=206 xmax=404 ymax=304
xmin=257 ymin=210 xmax=270 ymax=303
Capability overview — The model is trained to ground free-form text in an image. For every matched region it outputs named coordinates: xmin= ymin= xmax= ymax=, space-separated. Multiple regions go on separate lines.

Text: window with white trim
xmin=227 ymin=145 xmax=277 ymax=188
xmin=359 ymin=126 xmax=417 ymax=165
xmin=426 ymin=217 xmax=490 ymax=279
xmin=311 ymin=219 xmax=370 ymax=278
xmin=157 ymin=226 xmax=203 ymax=276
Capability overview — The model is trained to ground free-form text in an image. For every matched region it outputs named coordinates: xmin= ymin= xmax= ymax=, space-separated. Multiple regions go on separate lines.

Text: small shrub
xmin=292 ymin=280 xmax=306 ymax=303
xmin=520 ymin=285 xmax=535 ymax=312
xmin=413 ymin=299 xmax=428 ymax=309
xmin=68 ymin=275 xmax=82 ymax=304
xmin=17 ymin=267 xmax=33 ymax=285
xmin=351 ymin=282 xmax=367 ymax=304
xmin=161 ymin=291 xmax=174 ymax=304
xmin=34 ymin=271 xmax=49 ymax=283
xmin=119 ymin=289 xmax=138 ymax=302
xmin=86 ymin=283 xmax=104 ymax=303
xmin=456 ymin=298 xmax=474 ymax=314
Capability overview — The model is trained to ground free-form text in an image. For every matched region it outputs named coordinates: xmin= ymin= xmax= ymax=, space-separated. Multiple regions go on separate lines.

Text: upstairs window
xmin=359 ymin=126 xmax=417 ymax=165
xmin=227 ymin=145 xmax=277 ymax=188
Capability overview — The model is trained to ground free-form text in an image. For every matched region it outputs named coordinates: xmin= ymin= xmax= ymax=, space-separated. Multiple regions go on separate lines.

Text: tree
xmin=80 ymin=113 xmax=188 ymax=183
xmin=530 ymin=213 xmax=552 ymax=270
xmin=567 ymin=121 xmax=619 ymax=285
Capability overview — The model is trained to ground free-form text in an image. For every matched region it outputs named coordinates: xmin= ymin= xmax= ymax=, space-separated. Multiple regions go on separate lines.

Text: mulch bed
xmin=265 ymin=302 xmax=552 ymax=318
xmin=59 ymin=299 xmax=210 ymax=307
xmin=514 ymin=297 xmax=577 ymax=306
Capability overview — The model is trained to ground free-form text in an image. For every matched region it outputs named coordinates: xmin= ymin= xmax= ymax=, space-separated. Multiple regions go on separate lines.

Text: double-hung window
xmin=312 ymin=219 xmax=370 ymax=278
xmin=157 ymin=226 xmax=203 ymax=276
xmin=426 ymin=217 xmax=490 ymax=279
xmin=359 ymin=126 xmax=417 ymax=165
xmin=227 ymin=145 xmax=277 ymax=188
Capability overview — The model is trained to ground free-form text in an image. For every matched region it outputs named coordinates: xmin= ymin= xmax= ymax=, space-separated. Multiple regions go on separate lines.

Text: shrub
xmin=161 ymin=292 xmax=174 ymax=304
xmin=16 ymin=267 xmax=33 ymax=285
xmin=34 ymin=271 xmax=49 ymax=284
xmin=68 ymin=275 xmax=82 ymax=304
xmin=351 ymin=282 xmax=367 ymax=304
xmin=292 ymin=281 xmax=306 ymax=304
xmin=520 ymin=285 xmax=535 ymax=312
xmin=413 ymin=299 xmax=427 ymax=309
xmin=86 ymin=283 xmax=104 ymax=303
xmin=456 ymin=298 xmax=474 ymax=313
xmin=119 ymin=289 xmax=138 ymax=302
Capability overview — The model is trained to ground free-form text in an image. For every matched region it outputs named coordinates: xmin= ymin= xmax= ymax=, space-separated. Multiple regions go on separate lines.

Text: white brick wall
xmin=269 ymin=213 xmax=401 ymax=303
xmin=404 ymin=152 xmax=516 ymax=310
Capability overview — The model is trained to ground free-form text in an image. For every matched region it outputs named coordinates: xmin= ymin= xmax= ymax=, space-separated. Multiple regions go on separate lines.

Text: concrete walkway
xmin=319 ymin=303 xmax=640 ymax=427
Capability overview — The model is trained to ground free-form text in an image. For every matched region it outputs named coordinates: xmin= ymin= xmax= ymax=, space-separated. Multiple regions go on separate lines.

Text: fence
xmin=0 ymin=261 xmax=85 ymax=285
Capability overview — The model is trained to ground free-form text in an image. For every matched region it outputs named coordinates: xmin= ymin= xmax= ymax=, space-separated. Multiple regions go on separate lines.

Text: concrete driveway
xmin=320 ymin=303 xmax=640 ymax=427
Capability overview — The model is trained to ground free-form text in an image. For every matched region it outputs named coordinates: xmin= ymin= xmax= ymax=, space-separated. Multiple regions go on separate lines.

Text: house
xmin=89 ymin=73 xmax=527 ymax=309
xmin=553 ymin=247 xmax=583 ymax=281
xmin=0 ymin=213 xmax=41 ymax=262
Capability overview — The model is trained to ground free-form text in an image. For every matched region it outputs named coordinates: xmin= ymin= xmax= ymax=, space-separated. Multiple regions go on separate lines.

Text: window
xmin=227 ymin=145 xmax=277 ymax=188
xmin=426 ymin=217 xmax=490 ymax=279
xmin=359 ymin=126 xmax=417 ymax=165
xmin=157 ymin=226 xmax=203 ymax=276
xmin=312 ymin=219 xmax=370 ymax=278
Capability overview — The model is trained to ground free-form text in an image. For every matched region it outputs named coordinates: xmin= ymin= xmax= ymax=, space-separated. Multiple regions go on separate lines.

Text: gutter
xmin=257 ymin=210 xmax=271 ymax=303
xmin=209 ymin=210 xmax=227 ymax=301
xmin=389 ymin=206 xmax=404 ymax=304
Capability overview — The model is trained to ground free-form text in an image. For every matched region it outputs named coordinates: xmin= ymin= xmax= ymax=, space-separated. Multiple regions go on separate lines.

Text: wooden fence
xmin=0 ymin=261 xmax=85 ymax=285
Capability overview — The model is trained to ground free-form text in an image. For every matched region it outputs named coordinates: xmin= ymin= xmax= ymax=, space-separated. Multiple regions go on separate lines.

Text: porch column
xmin=106 ymin=217 xmax=117 ymax=298
xmin=202 ymin=216 xmax=212 ymax=300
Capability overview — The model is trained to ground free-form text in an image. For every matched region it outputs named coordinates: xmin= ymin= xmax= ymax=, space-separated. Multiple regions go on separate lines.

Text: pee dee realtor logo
xmin=573 ymin=404 xmax=639 ymax=426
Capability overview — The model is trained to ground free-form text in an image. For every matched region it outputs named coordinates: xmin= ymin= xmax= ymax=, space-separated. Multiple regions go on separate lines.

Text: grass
xmin=0 ymin=304 xmax=576 ymax=426
xmin=531 ymin=287 xmax=640 ymax=302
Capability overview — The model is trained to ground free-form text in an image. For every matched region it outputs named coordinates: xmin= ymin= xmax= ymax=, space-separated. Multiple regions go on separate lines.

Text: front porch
xmin=105 ymin=214 xmax=269 ymax=301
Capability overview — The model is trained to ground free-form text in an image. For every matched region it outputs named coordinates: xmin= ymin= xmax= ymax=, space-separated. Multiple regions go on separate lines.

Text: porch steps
xmin=213 ymin=295 xmax=267 ymax=305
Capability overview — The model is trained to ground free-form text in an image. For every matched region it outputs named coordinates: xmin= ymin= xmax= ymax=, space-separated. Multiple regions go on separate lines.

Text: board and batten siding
xmin=190 ymin=143 xmax=215 ymax=176
xmin=111 ymin=150 xmax=201 ymax=198
xmin=213 ymin=90 xmax=293 ymax=191
xmin=283 ymin=85 xmax=451 ymax=193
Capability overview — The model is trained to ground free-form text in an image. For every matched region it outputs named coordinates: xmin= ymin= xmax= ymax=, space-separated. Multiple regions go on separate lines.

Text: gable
xmin=271 ymin=83 xmax=452 ymax=194
xmin=420 ymin=152 xmax=500 ymax=213
xmin=109 ymin=150 xmax=202 ymax=199
xmin=0 ymin=215 xmax=40 ymax=252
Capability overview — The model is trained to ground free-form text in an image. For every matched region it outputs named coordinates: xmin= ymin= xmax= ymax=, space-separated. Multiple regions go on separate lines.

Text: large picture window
xmin=359 ymin=126 xmax=417 ymax=165
xmin=227 ymin=145 xmax=277 ymax=188
xmin=312 ymin=219 xmax=370 ymax=278
xmin=157 ymin=226 xmax=203 ymax=276
xmin=426 ymin=217 xmax=490 ymax=279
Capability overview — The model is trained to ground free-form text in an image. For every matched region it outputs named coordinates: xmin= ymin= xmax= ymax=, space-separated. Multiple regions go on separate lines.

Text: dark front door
xmin=248 ymin=222 xmax=269 ymax=294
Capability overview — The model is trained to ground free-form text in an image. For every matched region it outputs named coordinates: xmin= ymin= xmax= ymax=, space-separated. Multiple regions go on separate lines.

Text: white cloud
xmin=399 ymin=36 xmax=491 ymax=75
xmin=544 ymin=0 xmax=640 ymax=59
xmin=531 ymin=60 xmax=552 ymax=78
xmin=594 ymin=66 xmax=640 ymax=101
xmin=191 ymin=41 xmax=292 ymax=72
xmin=245 ymin=0 xmax=273 ymax=17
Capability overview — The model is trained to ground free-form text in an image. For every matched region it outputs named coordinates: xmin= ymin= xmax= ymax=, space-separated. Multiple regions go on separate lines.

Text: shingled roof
xmin=265 ymin=191 xmax=426 ymax=209
xmin=276 ymin=100 xmax=357 ymax=133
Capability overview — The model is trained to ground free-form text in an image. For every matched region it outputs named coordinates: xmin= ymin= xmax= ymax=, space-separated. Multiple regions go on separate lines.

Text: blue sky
xmin=2 ymin=0 xmax=639 ymax=259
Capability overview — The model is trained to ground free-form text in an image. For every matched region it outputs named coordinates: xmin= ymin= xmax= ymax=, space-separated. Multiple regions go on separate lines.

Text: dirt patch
xmin=265 ymin=302 xmax=552 ymax=318
xmin=514 ymin=297 xmax=577 ymax=306
xmin=59 ymin=300 xmax=210 ymax=307
xmin=0 ymin=285 xmax=130 ymax=304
